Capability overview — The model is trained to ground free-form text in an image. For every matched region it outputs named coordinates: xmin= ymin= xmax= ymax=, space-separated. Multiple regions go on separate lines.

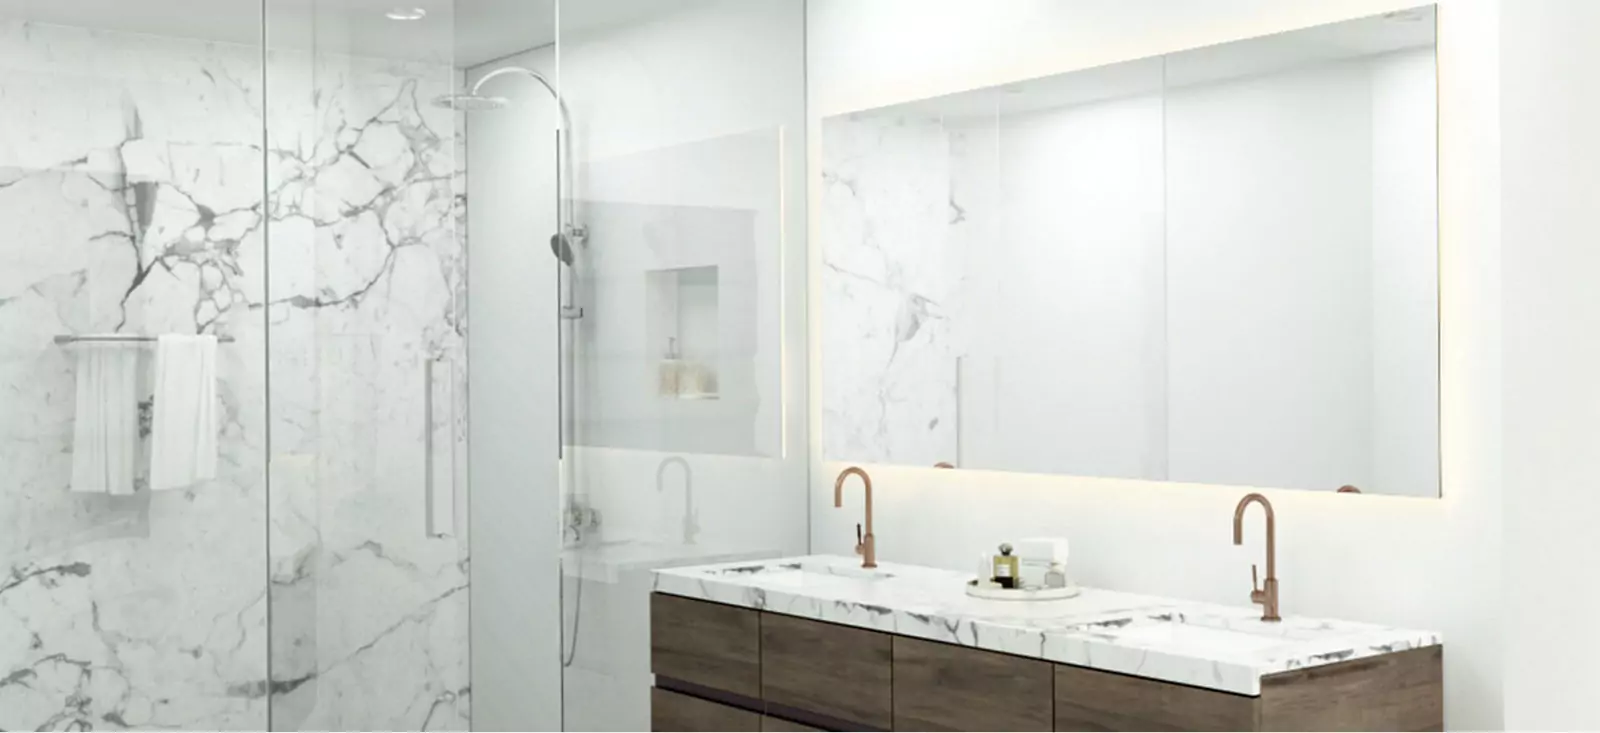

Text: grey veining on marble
xmin=821 ymin=115 xmax=962 ymax=465
xmin=0 ymin=19 xmax=467 ymax=731
xmin=655 ymin=555 xmax=1442 ymax=696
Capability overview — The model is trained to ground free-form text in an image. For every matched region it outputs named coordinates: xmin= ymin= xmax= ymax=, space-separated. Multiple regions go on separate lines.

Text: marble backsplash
xmin=0 ymin=19 xmax=467 ymax=731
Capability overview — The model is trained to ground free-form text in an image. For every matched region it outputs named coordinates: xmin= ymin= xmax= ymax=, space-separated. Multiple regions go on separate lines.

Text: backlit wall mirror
xmin=820 ymin=7 xmax=1440 ymax=497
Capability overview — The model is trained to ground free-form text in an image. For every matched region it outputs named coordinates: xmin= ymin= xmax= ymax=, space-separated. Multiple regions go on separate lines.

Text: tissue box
xmin=1015 ymin=537 xmax=1070 ymax=564
xmin=1015 ymin=537 xmax=1069 ymax=588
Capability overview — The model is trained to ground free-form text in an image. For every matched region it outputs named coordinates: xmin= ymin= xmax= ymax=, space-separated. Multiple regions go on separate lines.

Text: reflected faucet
xmin=656 ymin=456 xmax=697 ymax=545
xmin=1231 ymin=493 xmax=1281 ymax=622
xmin=834 ymin=467 xmax=877 ymax=568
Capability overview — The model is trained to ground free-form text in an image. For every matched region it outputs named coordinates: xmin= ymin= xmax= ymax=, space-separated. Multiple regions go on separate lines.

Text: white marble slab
xmin=563 ymin=539 xmax=780 ymax=585
xmin=0 ymin=18 xmax=468 ymax=731
xmin=654 ymin=555 xmax=1441 ymax=696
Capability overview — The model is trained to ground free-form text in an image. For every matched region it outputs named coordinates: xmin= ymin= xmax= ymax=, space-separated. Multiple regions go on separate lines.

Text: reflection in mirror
xmin=821 ymin=7 xmax=1439 ymax=497
xmin=576 ymin=130 xmax=784 ymax=457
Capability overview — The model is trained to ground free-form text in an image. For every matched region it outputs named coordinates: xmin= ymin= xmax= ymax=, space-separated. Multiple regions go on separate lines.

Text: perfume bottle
xmin=991 ymin=543 xmax=1019 ymax=589
xmin=1044 ymin=561 xmax=1067 ymax=589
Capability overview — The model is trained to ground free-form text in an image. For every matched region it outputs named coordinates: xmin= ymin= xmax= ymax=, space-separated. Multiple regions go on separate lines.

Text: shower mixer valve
xmin=564 ymin=499 xmax=602 ymax=544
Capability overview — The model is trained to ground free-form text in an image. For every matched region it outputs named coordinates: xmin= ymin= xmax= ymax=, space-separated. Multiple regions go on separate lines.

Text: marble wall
xmin=0 ymin=19 xmax=467 ymax=731
xmin=819 ymin=115 xmax=963 ymax=466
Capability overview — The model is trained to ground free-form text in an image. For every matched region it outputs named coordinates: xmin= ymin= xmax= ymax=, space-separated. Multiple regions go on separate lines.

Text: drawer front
xmin=652 ymin=688 xmax=762 ymax=732
xmin=651 ymin=594 xmax=761 ymax=698
xmin=761 ymin=613 xmax=892 ymax=730
xmin=1055 ymin=664 xmax=1258 ymax=731
xmin=1259 ymin=645 xmax=1442 ymax=732
xmin=892 ymin=636 xmax=1054 ymax=731
xmin=763 ymin=715 xmax=826 ymax=732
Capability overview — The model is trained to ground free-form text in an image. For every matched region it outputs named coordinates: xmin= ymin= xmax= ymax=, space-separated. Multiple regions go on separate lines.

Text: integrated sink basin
xmin=1065 ymin=612 xmax=1300 ymax=657
xmin=701 ymin=556 xmax=898 ymax=584
xmin=792 ymin=557 xmax=897 ymax=580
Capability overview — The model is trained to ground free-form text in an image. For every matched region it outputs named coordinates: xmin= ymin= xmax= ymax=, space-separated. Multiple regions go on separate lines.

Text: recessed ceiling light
xmin=385 ymin=7 xmax=427 ymax=21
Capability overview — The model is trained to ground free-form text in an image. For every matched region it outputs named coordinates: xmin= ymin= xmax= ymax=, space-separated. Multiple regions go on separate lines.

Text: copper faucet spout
xmin=1232 ymin=492 xmax=1280 ymax=622
xmin=834 ymin=467 xmax=876 ymax=568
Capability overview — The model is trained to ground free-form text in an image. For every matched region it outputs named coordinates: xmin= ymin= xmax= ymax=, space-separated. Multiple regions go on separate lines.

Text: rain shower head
xmin=432 ymin=93 xmax=509 ymax=111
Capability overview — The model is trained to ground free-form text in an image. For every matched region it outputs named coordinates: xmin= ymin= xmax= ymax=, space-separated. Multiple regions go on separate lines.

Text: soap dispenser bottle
xmin=992 ymin=543 xmax=1020 ymax=589
xmin=658 ymin=337 xmax=682 ymax=397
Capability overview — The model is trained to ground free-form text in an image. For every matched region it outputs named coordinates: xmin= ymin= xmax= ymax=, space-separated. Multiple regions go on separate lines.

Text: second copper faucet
xmin=834 ymin=466 xmax=876 ymax=568
xmin=1232 ymin=492 xmax=1281 ymax=622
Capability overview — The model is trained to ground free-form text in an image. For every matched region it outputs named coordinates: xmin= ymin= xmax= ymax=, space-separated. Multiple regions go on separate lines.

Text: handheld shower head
xmin=550 ymin=232 xmax=575 ymax=267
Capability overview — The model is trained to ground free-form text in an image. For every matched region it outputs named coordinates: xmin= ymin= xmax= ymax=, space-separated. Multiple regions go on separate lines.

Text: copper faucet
xmin=1231 ymin=493 xmax=1281 ymax=622
xmin=834 ymin=467 xmax=877 ymax=568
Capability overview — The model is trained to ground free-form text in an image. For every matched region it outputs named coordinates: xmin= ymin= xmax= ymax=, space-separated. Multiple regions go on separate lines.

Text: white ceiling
xmin=0 ymin=0 xmax=692 ymax=67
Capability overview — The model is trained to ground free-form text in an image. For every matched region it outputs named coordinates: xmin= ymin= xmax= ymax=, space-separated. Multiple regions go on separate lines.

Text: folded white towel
xmin=149 ymin=334 xmax=218 ymax=491
xmin=69 ymin=341 xmax=141 ymax=494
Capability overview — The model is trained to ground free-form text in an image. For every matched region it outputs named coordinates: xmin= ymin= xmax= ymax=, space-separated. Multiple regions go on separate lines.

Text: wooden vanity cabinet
xmin=652 ymin=688 xmax=761 ymax=732
xmin=760 ymin=611 xmax=893 ymax=729
xmin=650 ymin=594 xmax=761 ymax=699
xmin=892 ymin=636 xmax=1054 ymax=731
xmin=649 ymin=593 xmax=1443 ymax=732
xmin=1054 ymin=665 xmax=1256 ymax=731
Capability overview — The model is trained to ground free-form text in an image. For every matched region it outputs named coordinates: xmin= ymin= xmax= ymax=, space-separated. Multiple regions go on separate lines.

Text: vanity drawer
xmin=1054 ymin=664 xmax=1257 ymax=731
xmin=763 ymin=715 xmax=826 ymax=732
xmin=651 ymin=594 xmax=761 ymax=698
xmin=1258 ymin=645 xmax=1443 ymax=731
xmin=892 ymin=636 xmax=1054 ymax=731
xmin=761 ymin=612 xmax=892 ymax=730
xmin=652 ymin=687 xmax=761 ymax=732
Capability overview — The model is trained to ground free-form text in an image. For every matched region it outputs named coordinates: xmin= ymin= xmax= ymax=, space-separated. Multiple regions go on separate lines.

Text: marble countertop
xmin=562 ymin=538 xmax=780 ymax=584
xmin=653 ymin=555 xmax=1441 ymax=696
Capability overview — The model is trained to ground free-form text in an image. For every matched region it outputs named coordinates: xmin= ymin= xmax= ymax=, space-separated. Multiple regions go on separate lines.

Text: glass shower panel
xmin=263 ymin=0 xmax=468 ymax=729
xmin=0 ymin=4 xmax=270 ymax=730
xmin=454 ymin=3 xmax=564 ymax=729
xmin=554 ymin=1 xmax=810 ymax=730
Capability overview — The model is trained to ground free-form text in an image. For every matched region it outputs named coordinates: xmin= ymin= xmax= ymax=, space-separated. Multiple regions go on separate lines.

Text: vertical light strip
xmin=778 ymin=124 xmax=789 ymax=460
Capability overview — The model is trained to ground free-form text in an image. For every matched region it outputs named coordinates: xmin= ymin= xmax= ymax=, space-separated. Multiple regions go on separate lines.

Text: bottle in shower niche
xmin=658 ymin=337 xmax=683 ymax=397
xmin=991 ymin=543 xmax=1020 ymax=589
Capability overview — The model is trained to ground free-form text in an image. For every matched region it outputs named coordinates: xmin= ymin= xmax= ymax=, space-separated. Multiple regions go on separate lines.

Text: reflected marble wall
xmin=0 ymin=19 xmax=467 ymax=731
xmin=820 ymin=115 xmax=962 ymax=466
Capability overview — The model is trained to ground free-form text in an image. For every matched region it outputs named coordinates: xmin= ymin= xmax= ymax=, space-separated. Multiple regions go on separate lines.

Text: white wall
xmin=1500 ymin=0 xmax=1600 ymax=727
xmin=808 ymin=1 xmax=1503 ymax=729
xmin=1369 ymin=49 xmax=1442 ymax=498
xmin=978 ymin=93 xmax=1167 ymax=480
xmin=1166 ymin=49 xmax=1438 ymax=496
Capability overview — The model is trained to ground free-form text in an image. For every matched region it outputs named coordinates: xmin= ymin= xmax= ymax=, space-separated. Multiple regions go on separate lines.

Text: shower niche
xmin=647 ymin=265 xmax=721 ymax=401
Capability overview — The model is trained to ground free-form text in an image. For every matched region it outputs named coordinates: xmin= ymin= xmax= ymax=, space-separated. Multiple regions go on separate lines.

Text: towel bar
xmin=54 ymin=334 xmax=237 ymax=344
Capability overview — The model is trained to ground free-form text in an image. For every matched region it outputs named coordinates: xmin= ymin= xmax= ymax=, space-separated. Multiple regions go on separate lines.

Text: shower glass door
xmin=553 ymin=2 xmax=811 ymax=730
xmin=0 ymin=2 xmax=273 ymax=728
xmin=262 ymin=0 xmax=469 ymax=729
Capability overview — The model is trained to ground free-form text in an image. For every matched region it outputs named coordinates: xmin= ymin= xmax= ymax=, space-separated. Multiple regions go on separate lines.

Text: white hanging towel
xmin=149 ymin=334 xmax=219 ymax=491
xmin=69 ymin=341 xmax=141 ymax=494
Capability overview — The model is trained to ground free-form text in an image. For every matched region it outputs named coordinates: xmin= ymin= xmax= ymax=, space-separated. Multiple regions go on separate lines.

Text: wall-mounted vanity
xmin=649 ymin=557 xmax=1442 ymax=732
xmin=820 ymin=6 xmax=1440 ymax=498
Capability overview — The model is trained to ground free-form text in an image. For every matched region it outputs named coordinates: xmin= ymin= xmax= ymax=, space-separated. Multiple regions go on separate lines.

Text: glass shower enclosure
xmin=0 ymin=0 xmax=470 ymax=728
xmin=0 ymin=0 xmax=806 ymax=729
